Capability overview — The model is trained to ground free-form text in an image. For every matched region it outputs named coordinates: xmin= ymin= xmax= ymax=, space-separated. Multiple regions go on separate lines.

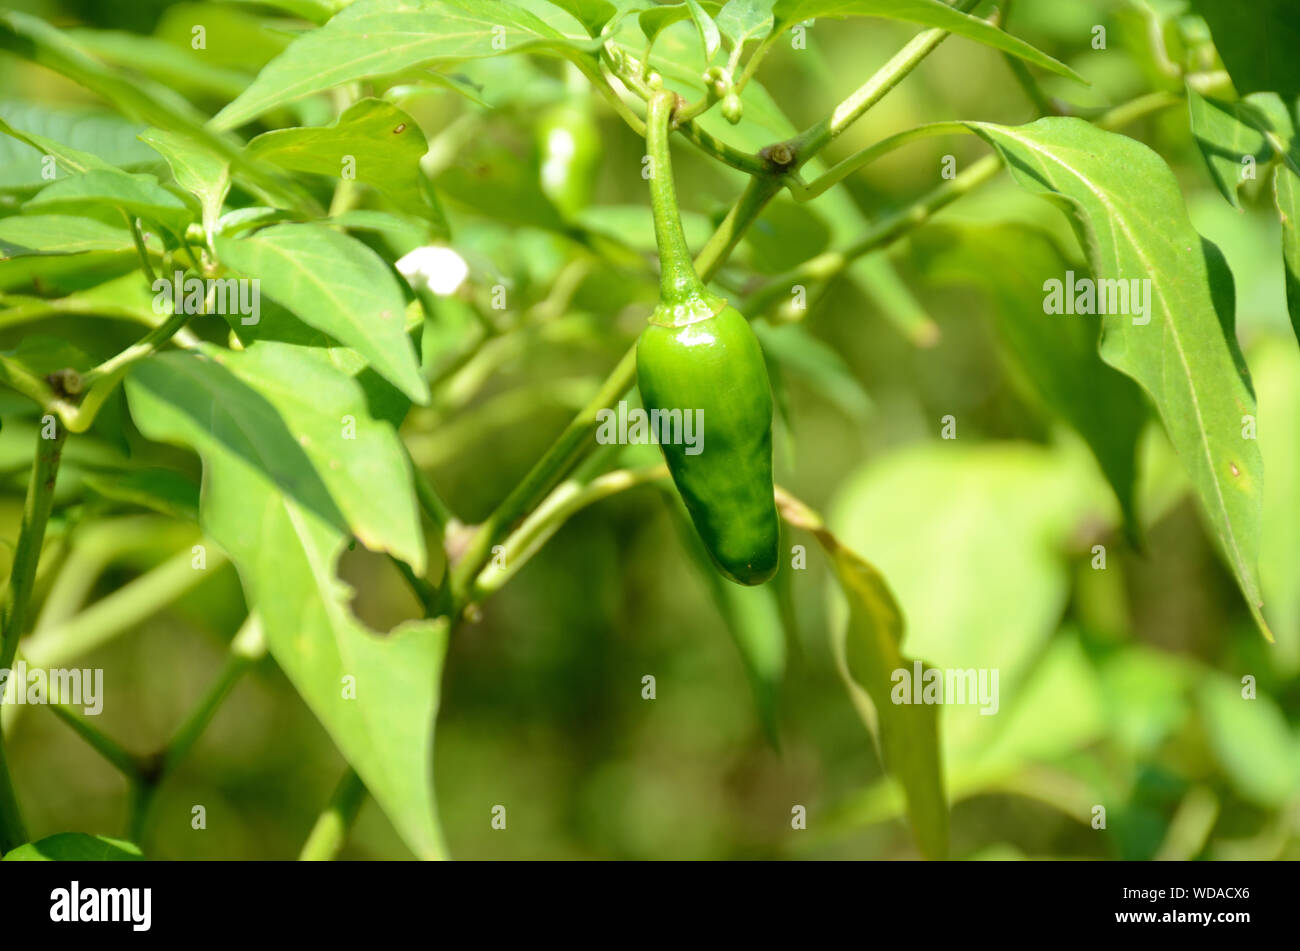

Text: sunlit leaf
xmin=214 ymin=223 xmax=429 ymax=403
xmin=125 ymin=346 xmax=447 ymax=859
xmin=213 ymin=0 xmax=596 ymax=131
xmin=970 ymin=117 xmax=1269 ymax=639
xmin=2 ymin=833 xmax=143 ymax=861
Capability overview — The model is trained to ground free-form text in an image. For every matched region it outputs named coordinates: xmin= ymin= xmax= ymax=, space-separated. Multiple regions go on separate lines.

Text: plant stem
xmin=47 ymin=704 xmax=141 ymax=782
xmin=695 ymin=174 xmax=785 ymax=277
xmin=124 ymin=213 xmax=158 ymax=284
xmin=129 ymin=616 xmax=265 ymax=841
xmin=80 ymin=306 xmax=192 ymax=390
xmin=749 ymin=88 xmax=1183 ymax=317
xmin=23 ymin=546 xmax=225 ymax=669
xmin=0 ymin=422 xmax=67 ymax=851
xmin=299 ymin=768 xmax=367 ymax=861
xmin=474 ymin=465 xmax=668 ymax=598
xmin=735 ymin=31 xmax=780 ymax=92
xmin=581 ymin=47 xmax=769 ymax=175
xmin=747 ymin=153 xmax=1003 ymax=315
xmin=448 ymin=345 xmax=637 ymax=611
xmin=405 ymin=445 xmax=454 ymax=534
xmin=785 ymin=0 xmax=982 ymax=165
xmin=645 ymin=89 xmax=709 ymax=305
xmin=0 ymin=742 xmax=24 ymax=852
xmin=1094 ymin=90 xmax=1182 ymax=131
xmin=1 ymin=425 xmax=67 ymax=673
xmin=786 ymin=121 xmax=973 ymax=201
xmin=677 ymin=120 xmax=771 ymax=175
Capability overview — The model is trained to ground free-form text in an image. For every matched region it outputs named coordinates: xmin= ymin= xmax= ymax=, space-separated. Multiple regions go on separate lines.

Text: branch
xmin=784 ymin=0 xmax=983 ymax=166
xmin=299 ymin=768 xmax=367 ymax=861
xmin=473 ymin=465 xmax=668 ymax=599
xmin=47 ymin=704 xmax=142 ymax=783
xmin=128 ymin=616 xmax=265 ymax=841
xmin=0 ymin=421 xmax=67 ymax=851
xmin=747 ymin=153 xmax=1003 ymax=317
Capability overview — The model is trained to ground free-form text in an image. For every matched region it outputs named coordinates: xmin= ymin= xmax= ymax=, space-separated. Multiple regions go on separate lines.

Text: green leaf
xmin=154 ymin=2 xmax=295 ymax=73
xmin=212 ymin=0 xmax=594 ymax=131
xmin=912 ymin=222 xmax=1147 ymax=537
xmin=543 ymin=0 xmax=618 ymax=36
xmin=82 ymin=468 xmax=201 ymax=522
xmin=246 ymin=99 xmax=439 ymax=227
xmin=2 ymin=833 xmax=143 ymax=861
xmin=23 ymin=169 xmax=193 ymax=238
xmin=685 ymin=0 xmax=723 ymax=60
xmin=0 ymin=115 xmax=120 ymax=178
xmin=0 ymin=215 xmax=139 ymax=255
xmin=811 ymin=520 xmax=947 ymax=859
xmin=0 ymin=11 xmax=318 ymax=217
xmin=66 ymin=29 xmax=252 ymax=100
xmin=1182 ymin=87 xmax=1300 ymax=345
xmin=0 ymin=101 xmax=156 ymax=191
xmin=717 ymin=0 xmax=775 ymax=47
xmin=1188 ymin=0 xmax=1300 ymax=100
xmin=970 ymin=117 xmax=1270 ymax=639
xmin=125 ymin=347 xmax=447 ymax=858
xmin=138 ymin=128 xmax=231 ymax=242
xmin=436 ymin=143 xmax=567 ymax=232
xmin=1185 ymin=87 xmax=1284 ymax=206
xmin=769 ymin=0 xmax=1084 ymax=82
xmin=214 ymin=223 xmax=429 ymax=404
xmin=640 ymin=0 xmax=722 ymax=44
xmin=219 ymin=0 xmax=347 ymax=22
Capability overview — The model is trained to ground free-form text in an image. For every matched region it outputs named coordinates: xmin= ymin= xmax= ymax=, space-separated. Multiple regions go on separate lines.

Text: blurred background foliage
xmin=1 ymin=0 xmax=1297 ymax=859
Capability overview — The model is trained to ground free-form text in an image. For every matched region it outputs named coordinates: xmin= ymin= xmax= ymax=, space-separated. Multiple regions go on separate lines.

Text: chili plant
xmin=0 ymin=0 xmax=1297 ymax=861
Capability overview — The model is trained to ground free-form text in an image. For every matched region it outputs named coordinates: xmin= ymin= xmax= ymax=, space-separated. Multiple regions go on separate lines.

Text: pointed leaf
xmin=212 ymin=0 xmax=595 ymax=131
xmin=785 ymin=501 xmax=947 ymax=859
xmin=246 ymin=99 xmax=439 ymax=228
xmin=717 ymin=0 xmax=775 ymax=47
xmin=2 ymin=833 xmax=143 ymax=861
xmin=214 ymin=223 xmax=429 ymax=403
xmin=969 ymin=117 xmax=1269 ymax=639
xmin=684 ymin=0 xmax=722 ymax=60
xmin=1185 ymin=88 xmax=1278 ymax=206
xmin=125 ymin=347 xmax=446 ymax=858
xmin=138 ymin=128 xmax=231 ymax=242
xmin=24 ymin=169 xmax=193 ymax=236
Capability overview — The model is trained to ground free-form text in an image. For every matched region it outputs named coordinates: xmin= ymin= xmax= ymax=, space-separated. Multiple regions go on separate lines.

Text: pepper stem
xmin=645 ymin=89 xmax=717 ymax=316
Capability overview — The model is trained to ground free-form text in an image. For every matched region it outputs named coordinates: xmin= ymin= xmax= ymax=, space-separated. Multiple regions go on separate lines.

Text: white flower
xmin=396 ymin=245 xmax=469 ymax=296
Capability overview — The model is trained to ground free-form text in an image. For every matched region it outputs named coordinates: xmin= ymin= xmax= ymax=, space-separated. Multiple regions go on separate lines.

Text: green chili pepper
xmin=635 ymin=89 xmax=779 ymax=586
xmin=536 ymin=98 xmax=600 ymax=219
